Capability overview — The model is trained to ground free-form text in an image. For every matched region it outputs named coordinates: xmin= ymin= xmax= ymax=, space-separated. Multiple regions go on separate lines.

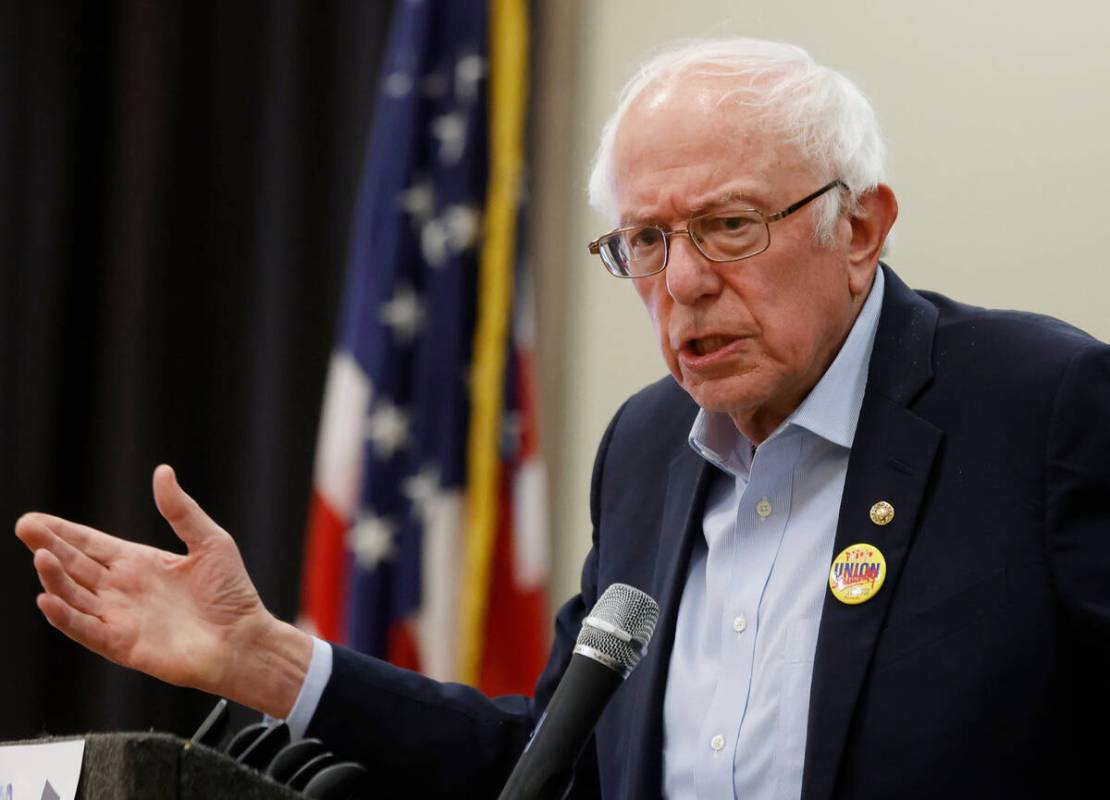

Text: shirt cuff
xmin=282 ymin=636 xmax=333 ymax=740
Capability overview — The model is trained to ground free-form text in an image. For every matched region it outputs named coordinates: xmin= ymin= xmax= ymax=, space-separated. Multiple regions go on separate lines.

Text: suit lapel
xmin=800 ymin=266 xmax=943 ymax=800
xmin=622 ymin=446 xmax=715 ymax=800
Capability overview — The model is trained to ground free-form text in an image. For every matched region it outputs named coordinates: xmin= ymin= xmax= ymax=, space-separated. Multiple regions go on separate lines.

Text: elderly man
xmin=15 ymin=38 xmax=1110 ymax=799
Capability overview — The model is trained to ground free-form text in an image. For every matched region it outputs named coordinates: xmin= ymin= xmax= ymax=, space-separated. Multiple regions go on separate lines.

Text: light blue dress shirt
xmin=662 ymin=268 xmax=885 ymax=799
xmin=283 ymin=634 xmax=332 ymax=739
xmin=287 ymin=271 xmax=885 ymax=798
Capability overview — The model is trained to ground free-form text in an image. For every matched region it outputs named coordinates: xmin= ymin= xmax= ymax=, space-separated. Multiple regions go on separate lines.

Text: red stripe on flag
xmin=516 ymin=350 xmax=541 ymax=459
xmin=301 ymin=490 xmax=349 ymax=642
xmin=478 ymin=468 xmax=548 ymax=696
xmin=386 ymin=620 xmax=423 ymax=673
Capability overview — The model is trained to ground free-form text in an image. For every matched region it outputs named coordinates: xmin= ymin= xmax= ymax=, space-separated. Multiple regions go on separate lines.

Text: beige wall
xmin=529 ymin=0 xmax=1110 ymax=605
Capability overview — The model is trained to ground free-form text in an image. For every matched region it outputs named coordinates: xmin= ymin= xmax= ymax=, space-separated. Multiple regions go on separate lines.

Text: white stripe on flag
xmin=415 ymin=490 xmax=464 ymax=681
xmin=313 ymin=352 xmax=372 ymax=518
xmin=512 ymin=459 xmax=549 ymax=590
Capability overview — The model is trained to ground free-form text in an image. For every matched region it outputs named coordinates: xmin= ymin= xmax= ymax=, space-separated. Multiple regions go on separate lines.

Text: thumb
xmin=152 ymin=464 xmax=221 ymax=550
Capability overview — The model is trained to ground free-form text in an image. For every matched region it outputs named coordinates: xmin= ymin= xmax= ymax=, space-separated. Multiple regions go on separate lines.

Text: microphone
xmin=497 ymin=583 xmax=660 ymax=800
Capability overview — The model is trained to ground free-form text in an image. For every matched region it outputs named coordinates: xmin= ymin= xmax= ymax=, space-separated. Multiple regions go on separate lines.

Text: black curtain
xmin=0 ymin=0 xmax=394 ymax=740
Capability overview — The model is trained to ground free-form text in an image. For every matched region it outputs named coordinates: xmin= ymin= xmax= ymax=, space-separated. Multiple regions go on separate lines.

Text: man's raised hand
xmin=15 ymin=464 xmax=312 ymax=718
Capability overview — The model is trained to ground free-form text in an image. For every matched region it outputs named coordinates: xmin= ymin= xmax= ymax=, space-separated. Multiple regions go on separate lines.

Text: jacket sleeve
xmin=1044 ymin=340 xmax=1110 ymax=640
xmin=304 ymin=399 xmax=632 ymax=797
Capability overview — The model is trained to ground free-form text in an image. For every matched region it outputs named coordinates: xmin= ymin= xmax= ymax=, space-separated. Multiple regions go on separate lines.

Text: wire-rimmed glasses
xmin=587 ymin=179 xmax=848 ymax=278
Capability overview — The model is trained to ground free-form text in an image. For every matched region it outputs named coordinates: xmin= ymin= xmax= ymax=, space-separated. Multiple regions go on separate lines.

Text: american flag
xmin=300 ymin=0 xmax=548 ymax=692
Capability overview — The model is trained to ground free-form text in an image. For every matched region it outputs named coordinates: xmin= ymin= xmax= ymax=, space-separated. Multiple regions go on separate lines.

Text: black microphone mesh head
xmin=574 ymin=583 xmax=660 ymax=677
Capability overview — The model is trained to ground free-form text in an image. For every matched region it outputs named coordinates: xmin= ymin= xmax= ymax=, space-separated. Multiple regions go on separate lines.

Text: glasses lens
xmin=600 ymin=226 xmax=665 ymax=277
xmin=690 ymin=210 xmax=768 ymax=261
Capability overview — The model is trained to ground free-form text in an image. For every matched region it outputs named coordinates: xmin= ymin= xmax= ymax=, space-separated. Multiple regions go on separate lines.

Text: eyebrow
xmin=621 ymin=189 xmax=763 ymax=227
xmin=684 ymin=193 xmax=741 ymax=218
xmin=713 ymin=190 xmax=747 ymax=208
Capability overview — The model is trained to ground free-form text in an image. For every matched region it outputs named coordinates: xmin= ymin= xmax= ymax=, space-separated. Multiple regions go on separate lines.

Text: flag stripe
xmin=414 ymin=490 xmax=464 ymax=680
xmin=479 ymin=468 xmax=549 ymax=695
xmin=312 ymin=353 xmax=373 ymax=517
xmin=459 ymin=0 xmax=530 ymax=684
xmin=300 ymin=490 xmax=349 ymax=641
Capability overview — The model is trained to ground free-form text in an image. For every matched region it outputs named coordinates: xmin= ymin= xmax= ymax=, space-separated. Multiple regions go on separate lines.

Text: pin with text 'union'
xmin=829 ymin=543 xmax=887 ymax=605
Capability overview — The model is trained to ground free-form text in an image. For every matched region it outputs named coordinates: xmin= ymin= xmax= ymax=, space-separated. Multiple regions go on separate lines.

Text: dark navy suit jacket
xmin=308 ymin=265 xmax=1110 ymax=798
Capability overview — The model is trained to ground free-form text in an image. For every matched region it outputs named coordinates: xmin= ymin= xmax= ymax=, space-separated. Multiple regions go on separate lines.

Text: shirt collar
xmin=688 ymin=267 xmax=886 ymax=472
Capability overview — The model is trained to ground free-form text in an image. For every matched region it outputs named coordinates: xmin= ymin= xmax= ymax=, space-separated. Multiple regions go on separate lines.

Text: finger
xmin=34 ymin=548 xmax=103 ymax=618
xmin=16 ymin=512 xmax=122 ymax=566
xmin=36 ymin=593 xmax=115 ymax=661
xmin=152 ymin=464 xmax=221 ymax=549
xmin=17 ymin=516 xmax=110 ymax=590
xmin=15 ymin=513 xmax=52 ymax=551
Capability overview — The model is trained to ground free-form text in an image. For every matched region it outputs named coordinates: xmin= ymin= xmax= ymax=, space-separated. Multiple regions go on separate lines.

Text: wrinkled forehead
xmin=611 ymin=73 xmax=808 ymax=219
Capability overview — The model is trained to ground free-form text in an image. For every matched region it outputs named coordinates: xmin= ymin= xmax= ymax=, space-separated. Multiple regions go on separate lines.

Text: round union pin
xmin=829 ymin=543 xmax=887 ymax=605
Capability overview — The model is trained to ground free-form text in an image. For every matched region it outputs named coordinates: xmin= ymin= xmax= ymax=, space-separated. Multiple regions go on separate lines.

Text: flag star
xmin=402 ymin=466 xmax=439 ymax=506
xmin=396 ymin=178 xmax=436 ymax=225
xmin=431 ymin=113 xmax=467 ymax=164
xmin=383 ymin=71 xmax=413 ymax=97
xmin=365 ymin=400 xmax=410 ymax=459
xmin=442 ymin=204 xmax=481 ymax=253
xmin=349 ymin=514 xmax=397 ymax=569
xmin=379 ymin=286 xmax=424 ymax=342
xmin=421 ymin=205 xmax=480 ymax=267
xmin=403 ymin=466 xmax=447 ymax=526
xmin=455 ymin=55 xmax=487 ymax=103
xmin=421 ymin=218 xmax=450 ymax=267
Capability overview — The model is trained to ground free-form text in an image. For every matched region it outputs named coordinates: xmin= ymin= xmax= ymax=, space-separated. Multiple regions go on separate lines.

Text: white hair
xmin=587 ymin=38 xmax=888 ymax=243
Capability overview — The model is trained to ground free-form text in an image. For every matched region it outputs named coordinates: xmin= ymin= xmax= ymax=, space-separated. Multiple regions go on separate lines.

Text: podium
xmin=9 ymin=733 xmax=304 ymax=799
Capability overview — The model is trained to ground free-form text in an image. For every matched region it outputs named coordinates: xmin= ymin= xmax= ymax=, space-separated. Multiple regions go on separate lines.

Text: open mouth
xmin=689 ymin=335 xmax=736 ymax=356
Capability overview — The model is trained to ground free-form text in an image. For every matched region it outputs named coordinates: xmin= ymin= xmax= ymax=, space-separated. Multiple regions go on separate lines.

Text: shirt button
xmin=710 ymin=734 xmax=726 ymax=752
xmin=733 ymin=615 xmax=748 ymax=633
xmin=756 ymin=497 xmax=773 ymax=518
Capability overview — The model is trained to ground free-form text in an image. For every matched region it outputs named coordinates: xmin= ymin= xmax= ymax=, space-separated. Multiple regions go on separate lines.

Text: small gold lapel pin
xmin=869 ymin=501 xmax=895 ymax=526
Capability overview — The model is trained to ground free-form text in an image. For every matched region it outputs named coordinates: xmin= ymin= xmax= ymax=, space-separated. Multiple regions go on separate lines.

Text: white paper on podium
xmin=0 ymin=739 xmax=85 ymax=800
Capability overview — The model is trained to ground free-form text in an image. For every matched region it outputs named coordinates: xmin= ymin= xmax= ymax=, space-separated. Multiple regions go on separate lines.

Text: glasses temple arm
xmin=765 ymin=179 xmax=849 ymax=222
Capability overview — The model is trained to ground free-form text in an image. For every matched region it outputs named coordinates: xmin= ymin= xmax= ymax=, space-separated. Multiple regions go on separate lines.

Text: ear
xmin=844 ymin=183 xmax=898 ymax=296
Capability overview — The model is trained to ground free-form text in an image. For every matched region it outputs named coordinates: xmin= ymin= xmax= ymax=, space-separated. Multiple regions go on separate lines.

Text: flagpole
xmin=460 ymin=0 xmax=530 ymax=685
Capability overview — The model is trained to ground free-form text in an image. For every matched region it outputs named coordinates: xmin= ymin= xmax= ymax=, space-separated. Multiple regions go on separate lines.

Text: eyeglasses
xmin=587 ymin=179 xmax=848 ymax=278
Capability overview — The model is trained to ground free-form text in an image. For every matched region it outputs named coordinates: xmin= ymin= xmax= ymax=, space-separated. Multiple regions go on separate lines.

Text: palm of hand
xmin=16 ymin=465 xmax=270 ymax=696
xmin=101 ymin=530 xmax=265 ymax=689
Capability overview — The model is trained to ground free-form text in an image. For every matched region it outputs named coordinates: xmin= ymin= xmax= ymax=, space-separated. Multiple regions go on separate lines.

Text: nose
xmin=665 ymin=233 xmax=721 ymax=305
